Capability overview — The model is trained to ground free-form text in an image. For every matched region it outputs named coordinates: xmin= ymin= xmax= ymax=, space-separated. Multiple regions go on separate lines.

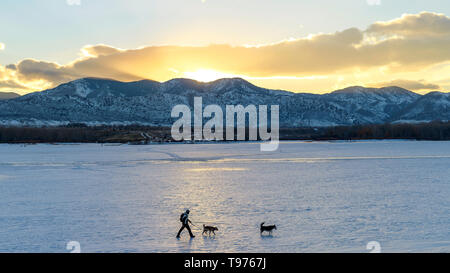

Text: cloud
xmin=5 ymin=64 xmax=16 ymax=70
xmin=15 ymin=59 xmax=79 ymax=84
xmin=2 ymin=12 xmax=450 ymax=93
xmin=0 ymin=65 xmax=31 ymax=92
xmin=9 ymin=30 xmax=366 ymax=84
xmin=0 ymin=43 xmax=4 ymax=51
xmin=369 ymin=79 xmax=440 ymax=91
xmin=80 ymin=44 xmax=123 ymax=58
xmin=367 ymin=12 xmax=450 ymax=37
xmin=0 ymin=79 xmax=30 ymax=90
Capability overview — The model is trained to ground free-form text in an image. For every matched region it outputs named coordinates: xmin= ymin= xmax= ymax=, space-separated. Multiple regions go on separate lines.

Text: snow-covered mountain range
xmin=0 ymin=77 xmax=448 ymax=127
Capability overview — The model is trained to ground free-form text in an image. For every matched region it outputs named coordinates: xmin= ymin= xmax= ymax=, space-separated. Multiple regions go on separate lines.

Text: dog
xmin=260 ymin=222 xmax=277 ymax=235
xmin=202 ymin=224 xmax=218 ymax=236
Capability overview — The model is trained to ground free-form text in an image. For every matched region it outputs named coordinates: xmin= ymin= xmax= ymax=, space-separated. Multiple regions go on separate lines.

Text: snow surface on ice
xmin=0 ymin=141 xmax=449 ymax=252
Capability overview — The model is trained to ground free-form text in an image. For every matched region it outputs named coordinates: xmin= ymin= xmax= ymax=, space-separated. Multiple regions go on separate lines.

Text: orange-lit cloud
xmin=80 ymin=44 xmax=124 ymax=58
xmin=1 ymin=12 xmax=450 ymax=94
xmin=367 ymin=12 xmax=450 ymax=37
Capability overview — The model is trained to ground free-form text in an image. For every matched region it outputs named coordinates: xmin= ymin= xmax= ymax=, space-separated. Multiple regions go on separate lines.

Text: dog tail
xmin=203 ymin=224 xmax=205 ymax=228
xmin=260 ymin=222 xmax=265 ymax=227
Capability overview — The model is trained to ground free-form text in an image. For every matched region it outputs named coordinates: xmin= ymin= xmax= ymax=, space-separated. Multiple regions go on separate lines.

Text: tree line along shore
xmin=0 ymin=121 xmax=449 ymax=144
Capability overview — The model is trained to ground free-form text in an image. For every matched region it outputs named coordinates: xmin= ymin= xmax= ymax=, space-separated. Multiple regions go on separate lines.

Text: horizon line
xmin=8 ymin=76 xmax=443 ymax=97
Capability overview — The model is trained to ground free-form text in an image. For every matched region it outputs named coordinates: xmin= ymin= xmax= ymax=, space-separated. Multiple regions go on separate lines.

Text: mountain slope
xmin=324 ymin=86 xmax=421 ymax=124
xmin=393 ymin=92 xmax=450 ymax=122
xmin=0 ymin=92 xmax=20 ymax=100
xmin=0 ymin=78 xmax=447 ymax=127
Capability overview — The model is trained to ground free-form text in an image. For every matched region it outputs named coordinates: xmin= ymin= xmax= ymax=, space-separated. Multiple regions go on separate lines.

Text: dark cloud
xmin=5 ymin=64 xmax=17 ymax=70
xmin=15 ymin=59 xmax=79 ymax=84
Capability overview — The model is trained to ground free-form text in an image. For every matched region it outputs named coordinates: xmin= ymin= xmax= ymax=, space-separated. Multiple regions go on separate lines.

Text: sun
xmin=182 ymin=69 xmax=240 ymax=82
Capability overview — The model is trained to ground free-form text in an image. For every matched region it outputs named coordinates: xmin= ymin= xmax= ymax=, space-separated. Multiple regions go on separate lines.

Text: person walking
xmin=176 ymin=209 xmax=195 ymax=238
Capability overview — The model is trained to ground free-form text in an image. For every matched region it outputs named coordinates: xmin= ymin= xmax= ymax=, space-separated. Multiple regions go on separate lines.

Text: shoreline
xmin=1 ymin=139 xmax=443 ymax=147
xmin=0 ymin=137 xmax=447 ymax=145
xmin=0 ymin=121 xmax=449 ymax=144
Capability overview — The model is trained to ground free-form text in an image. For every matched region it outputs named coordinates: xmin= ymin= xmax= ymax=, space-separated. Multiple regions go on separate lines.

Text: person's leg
xmin=186 ymin=224 xmax=195 ymax=237
xmin=176 ymin=225 xmax=185 ymax=238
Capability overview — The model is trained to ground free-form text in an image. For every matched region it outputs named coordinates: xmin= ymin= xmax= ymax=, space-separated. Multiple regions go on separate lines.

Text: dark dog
xmin=202 ymin=224 xmax=218 ymax=236
xmin=260 ymin=222 xmax=277 ymax=235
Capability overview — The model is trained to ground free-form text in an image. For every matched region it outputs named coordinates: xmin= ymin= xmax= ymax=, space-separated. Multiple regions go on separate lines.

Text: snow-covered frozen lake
xmin=0 ymin=140 xmax=449 ymax=253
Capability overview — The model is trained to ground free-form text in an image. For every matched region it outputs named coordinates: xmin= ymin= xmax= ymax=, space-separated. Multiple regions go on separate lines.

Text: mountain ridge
xmin=0 ymin=77 xmax=448 ymax=127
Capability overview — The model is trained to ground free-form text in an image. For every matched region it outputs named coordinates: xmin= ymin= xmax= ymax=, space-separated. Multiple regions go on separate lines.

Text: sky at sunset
xmin=2 ymin=0 xmax=450 ymax=94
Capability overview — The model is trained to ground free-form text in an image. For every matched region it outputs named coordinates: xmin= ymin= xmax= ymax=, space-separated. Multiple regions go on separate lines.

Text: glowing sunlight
xmin=182 ymin=69 xmax=241 ymax=82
